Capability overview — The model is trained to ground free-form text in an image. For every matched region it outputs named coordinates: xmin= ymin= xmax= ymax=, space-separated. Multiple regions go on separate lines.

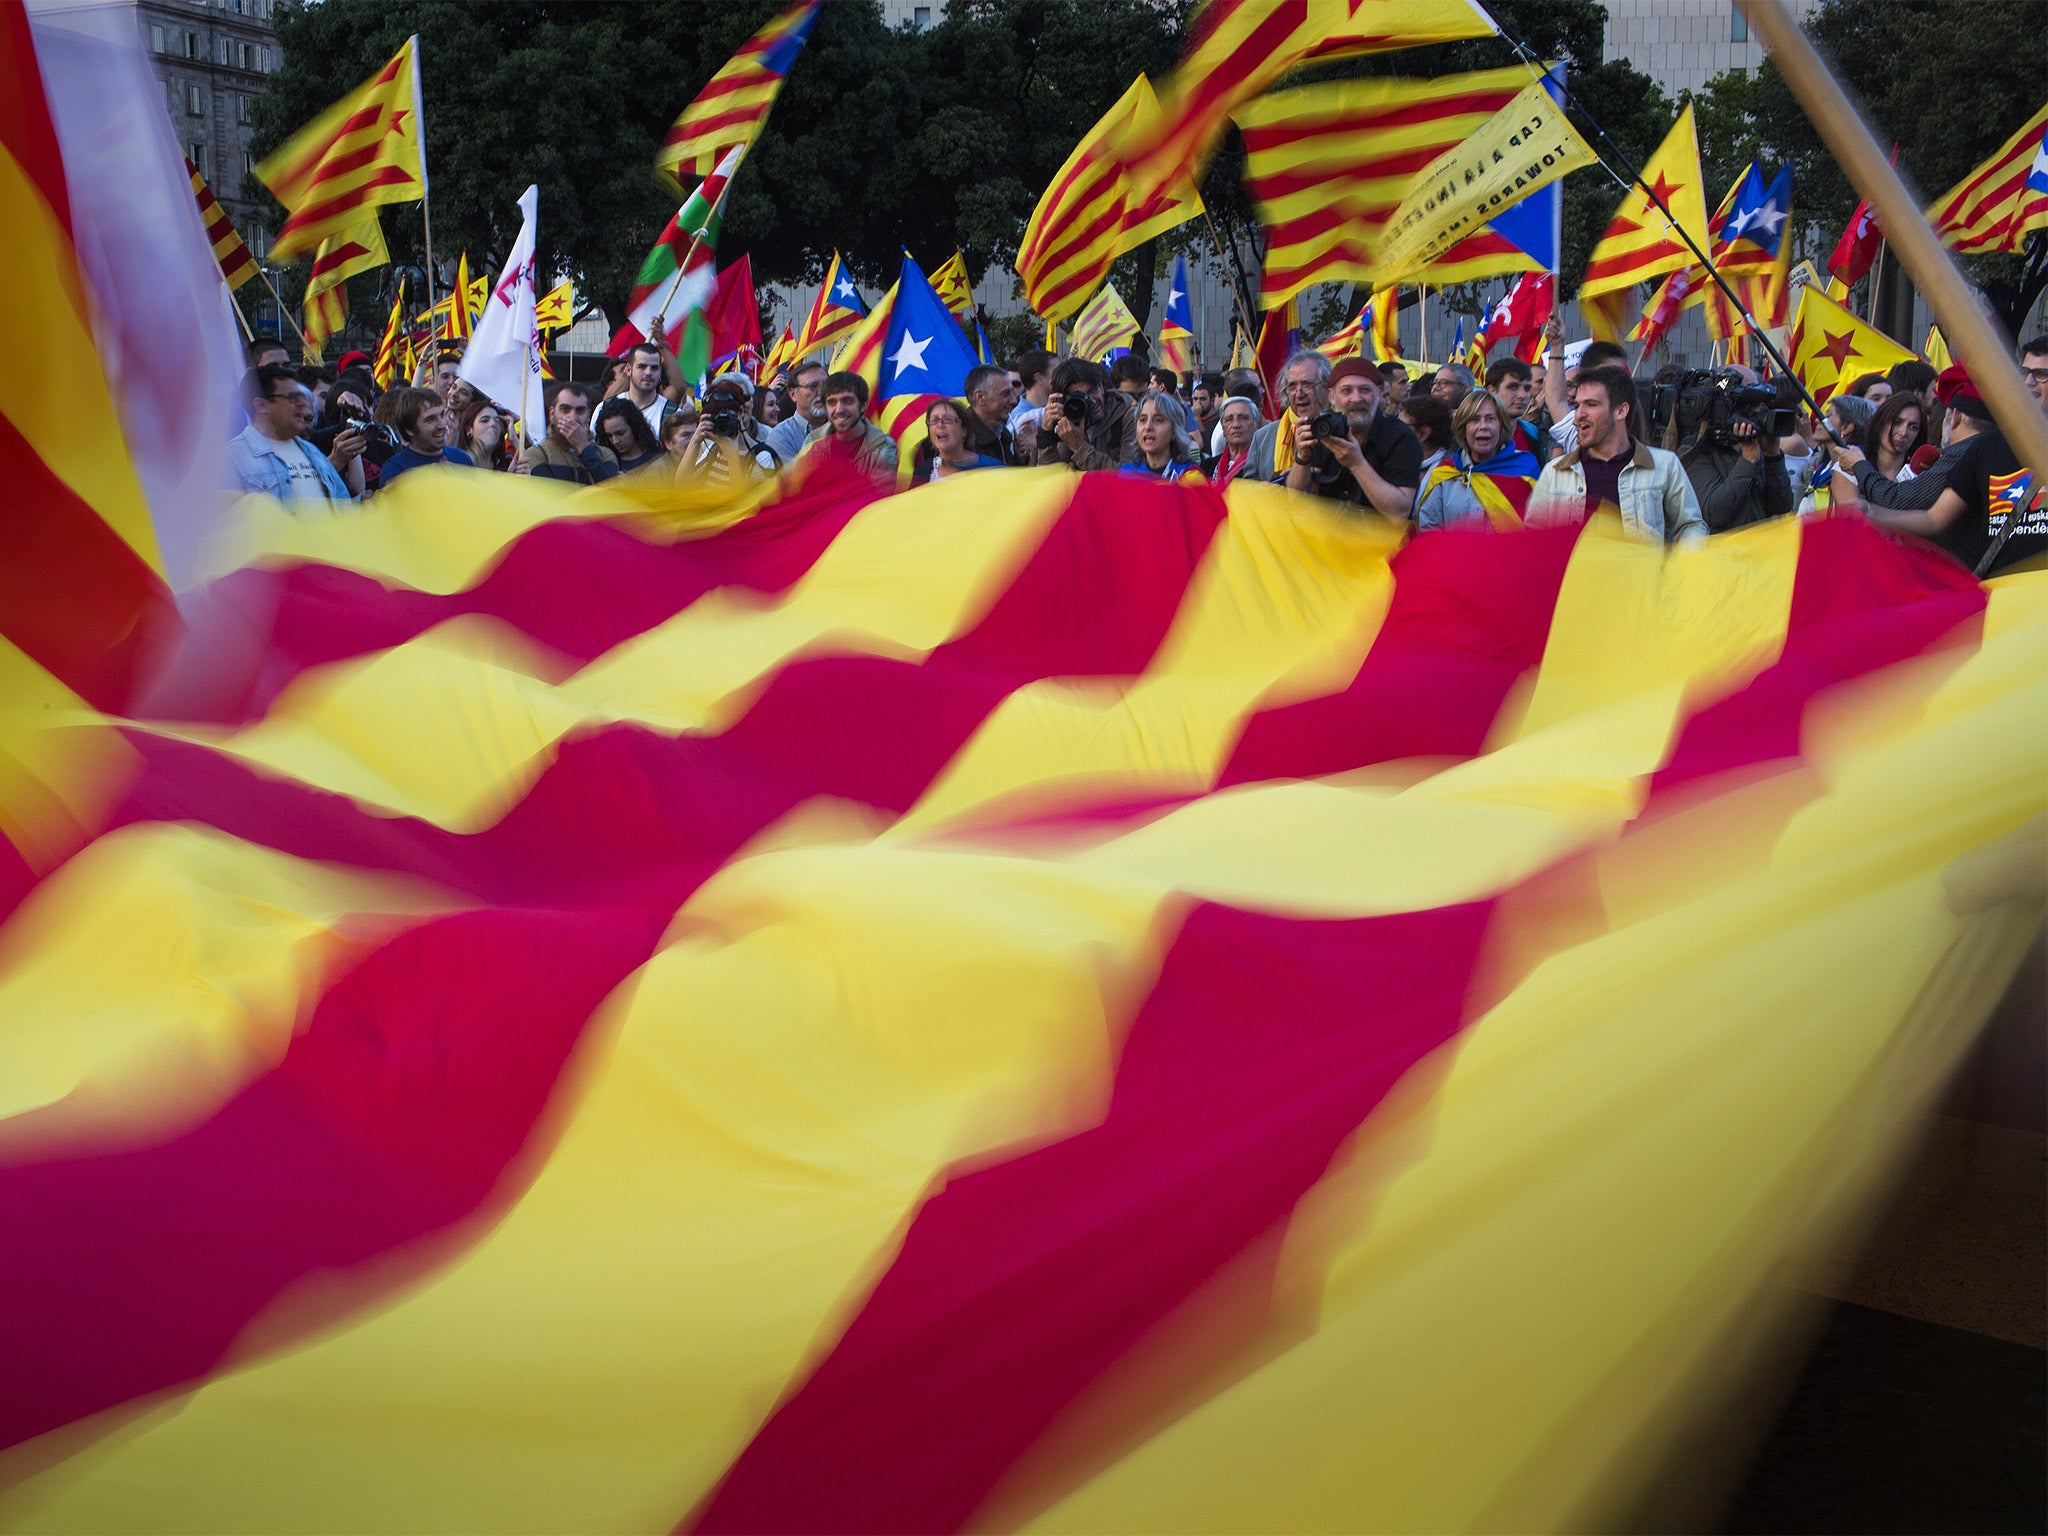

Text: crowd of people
xmin=229 ymin=308 xmax=2048 ymax=579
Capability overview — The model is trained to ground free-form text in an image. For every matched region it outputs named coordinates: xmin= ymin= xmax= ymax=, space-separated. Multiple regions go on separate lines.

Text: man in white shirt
xmin=621 ymin=341 xmax=681 ymax=440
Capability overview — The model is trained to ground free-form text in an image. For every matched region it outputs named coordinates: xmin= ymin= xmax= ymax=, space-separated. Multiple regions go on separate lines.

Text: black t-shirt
xmin=1302 ymin=411 xmax=1425 ymax=509
xmin=1580 ymin=437 xmax=1631 ymax=519
xmin=1935 ymin=428 xmax=2048 ymax=574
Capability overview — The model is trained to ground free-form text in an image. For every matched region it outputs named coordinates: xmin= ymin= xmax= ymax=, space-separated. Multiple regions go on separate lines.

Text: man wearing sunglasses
xmin=230 ymin=362 xmax=362 ymax=504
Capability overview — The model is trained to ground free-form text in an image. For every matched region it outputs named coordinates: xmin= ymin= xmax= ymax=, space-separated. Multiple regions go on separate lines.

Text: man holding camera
xmin=1281 ymin=357 xmax=1425 ymax=521
xmin=679 ymin=374 xmax=781 ymax=482
xmin=1677 ymin=371 xmax=1794 ymax=532
xmin=229 ymin=363 xmax=362 ymax=505
xmin=1033 ymin=358 xmax=1137 ymax=471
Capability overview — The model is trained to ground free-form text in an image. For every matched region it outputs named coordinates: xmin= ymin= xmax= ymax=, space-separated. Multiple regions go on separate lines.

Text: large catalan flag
xmin=1927 ymin=100 xmax=2048 ymax=255
xmin=5 ymin=457 xmax=2044 ymax=1531
xmin=656 ymin=0 xmax=820 ymax=195
xmin=795 ymin=249 xmax=868 ymax=359
xmin=1017 ymin=74 xmax=1202 ymax=325
xmin=1119 ymin=0 xmax=1496 ymax=197
xmin=254 ymin=36 xmax=425 ymax=263
xmin=1234 ymin=66 xmax=1544 ymax=311
xmin=185 ymin=154 xmax=255 ymax=292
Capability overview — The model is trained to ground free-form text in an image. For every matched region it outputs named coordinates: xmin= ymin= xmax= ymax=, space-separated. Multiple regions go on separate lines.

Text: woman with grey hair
xmin=1120 ymin=390 xmax=1203 ymax=482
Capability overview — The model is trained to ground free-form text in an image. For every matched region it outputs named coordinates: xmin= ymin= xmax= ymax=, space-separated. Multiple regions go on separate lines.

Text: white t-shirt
xmin=284 ymin=440 xmax=331 ymax=499
xmin=632 ymin=394 xmax=673 ymax=439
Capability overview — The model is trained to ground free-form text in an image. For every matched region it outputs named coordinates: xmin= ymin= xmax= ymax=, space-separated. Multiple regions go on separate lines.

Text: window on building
xmin=1731 ymin=8 xmax=1748 ymax=41
xmin=150 ymin=22 xmax=166 ymax=51
xmin=240 ymin=149 xmax=253 ymax=178
xmin=188 ymin=142 xmax=206 ymax=177
xmin=913 ymin=5 xmax=931 ymax=27
xmin=238 ymin=93 xmax=252 ymax=123
xmin=183 ymin=30 xmax=199 ymax=58
xmin=188 ymin=83 xmax=205 ymax=115
xmin=259 ymin=45 xmax=272 ymax=72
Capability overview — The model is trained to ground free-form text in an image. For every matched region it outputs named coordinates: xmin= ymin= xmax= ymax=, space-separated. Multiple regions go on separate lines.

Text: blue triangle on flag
xmin=877 ymin=252 xmax=981 ymax=403
xmin=1476 ymin=66 xmax=1566 ymax=270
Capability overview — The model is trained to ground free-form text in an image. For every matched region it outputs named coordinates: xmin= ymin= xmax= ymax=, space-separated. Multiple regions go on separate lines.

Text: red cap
xmin=1933 ymin=364 xmax=1979 ymax=405
xmin=1328 ymin=357 xmax=1378 ymax=387
xmin=335 ymin=350 xmax=372 ymax=374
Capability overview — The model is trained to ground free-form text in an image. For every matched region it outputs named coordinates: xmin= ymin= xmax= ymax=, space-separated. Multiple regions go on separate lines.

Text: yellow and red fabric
xmin=184 ymin=154 xmax=256 ymax=292
xmin=1018 ymin=75 xmax=1202 ymax=325
xmin=302 ymin=213 xmax=389 ymax=358
xmin=1787 ymin=283 xmax=1916 ymax=405
xmin=1578 ymin=104 xmax=1710 ymax=312
xmin=370 ymin=282 xmax=406 ymax=387
xmin=656 ymin=0 xmax=821 ymax=194
xmin=3 ymin=448 xmax=2043 ymax=1531
xmin=1234 ymin=66 xmax=1541 ymax=310
xmin=1418 ymin=460 xmax=1533 ymax=529
xmin=1927 ymin=100 xmax=2048 ymax=255
xmin=0 ymin=3 xmax=170 ymax=715
xmin=254 ymin=37 xmax=425 ymax=263
xmin=795 ymin=249 xmax=867 ymax=360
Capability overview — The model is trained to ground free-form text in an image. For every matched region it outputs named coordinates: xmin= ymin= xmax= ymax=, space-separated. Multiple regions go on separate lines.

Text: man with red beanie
xmin=1851 ymin=364 xmax=2047 ymax=574
xmin=1282 ymin=355 xmax=1424 ymax=521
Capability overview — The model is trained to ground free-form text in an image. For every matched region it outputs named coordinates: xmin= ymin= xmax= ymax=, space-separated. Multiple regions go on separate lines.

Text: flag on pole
xmin=831 ymin=280 xmax=898 ymax=392
xmin=929 ymin=250 xmax=975 ymax=330
xmin=1479 ymin=271 xmax=1553 ymax=362
xmin=185 ymin=155 xmax=255 ymax=292
xmin=758 ymin=323 xmax=796 ymax=384
xmin=1017 ymin=75 xmax=1203 ymax=324
xmin=1236 ymin=66 xmax=1545 ymax=311
xmin=1628 ymin=267 xmax=1694 ymax=349
xmin=1924 ymin=324 xmax=1953 ymax=372
xmin=656 ymin=0 xmax=820 ymax=194
xmin=1255 ymin=297 xmax=1298 ymax=406
xmin=1785 ymin=282 xmax=1916 ymax=406
xmin=617 ymin=144 xmax=744 ymax=367
xmin=303 ymin=213 xmax=389 ymax=359
xmin=533 ymin=279 xmax=575 ymax=333
xmin=372 ymin=280 xmax=407 ymax=387
xmin=1068 ymin=284 xmax=1142 ymax=363
xmin=704 ymin=253 xmax=764 ymax=379
xmin=872 ymin=252 xmax=982 ymax=474
xmin=457 ymin=184 xmax=544 ymax=443
xmin=1577 ymin=105 xmax=1710 ymax=318
xmin=1119 ymin=0 xmax=1496 ymax=200
xmin=1315 ymin=302 xmax=1369 ymax=362
xmin=255 ymin=37 xmax=426 ymax=262
xmin=1156 ymin=253 xmax=1195 ymax=373
xmin=443 ymin=251 xmax=473 ymax=342
xmin=795 ymin=251 xmax=869 ymax=359
xmin=1927 ymin=102 xmax=2048 ymax=255
xmin=1229 ymin=323 xmax=1254 ymax=371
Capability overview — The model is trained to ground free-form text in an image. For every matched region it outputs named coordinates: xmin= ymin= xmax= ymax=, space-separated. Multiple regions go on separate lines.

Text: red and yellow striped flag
xmin=1315 ymin=301 xmax=1369 ymax=361
xmin=1234 ymin=66 xmax=1538 ymax=311
xmin=303 ymin=214 xmax=389 ymax=359
xmin=1120 ymin=0 xmax=1496 ymax=197
xmin=928 ymin=249 xmax=974 ymax=329
xmin=1927 ymin=100 xmax=2048 ymax=255
xmin=5 ymin=453 xmax=2042 ymax=1531
xmin=254 ymin=36 xmax=425 ymax=263
xmin=795 ymin=250 xmax=867 ymax=360
xmin=371 ymin=280 xmax=407 ymax=387
xmin=1018 ymin=74 xmax=1202 ymax=324
xmin=185 ymin=154 xmax=255 ymax=292
xmin=1370 ymin=284 xmax=1401 ymax=359
xmin=1067 ymin=283 xmax=1141 ymax=362
xmin=1577 ymin=105 xmax=1709 ymax=313
xmin=656 ymin=0 xmax=820 ymax=195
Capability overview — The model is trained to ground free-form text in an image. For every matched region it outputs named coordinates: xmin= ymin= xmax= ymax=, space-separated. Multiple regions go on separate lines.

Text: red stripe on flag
xmin=0 ymin=907 xmax=667 ymax=1451
xmin=275 ymin=167 xmax=422 ymax=245
xmin=687 ymin=897 xmax=1496 ymax=1535
xmin=0 ymin=4 xmax=72 ymax=233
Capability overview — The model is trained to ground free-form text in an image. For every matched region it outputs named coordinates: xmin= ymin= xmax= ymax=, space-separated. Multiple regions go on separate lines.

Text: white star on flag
xmin=1749 ymin=201 xmax=1786 ymax=238
xmin=835 ymin=276 xmax=857 ymax=303
xmin=888 ymin=332 xmax=932 ymax=374
xmin=1166 ymin=283 xmax=1183 ymax=308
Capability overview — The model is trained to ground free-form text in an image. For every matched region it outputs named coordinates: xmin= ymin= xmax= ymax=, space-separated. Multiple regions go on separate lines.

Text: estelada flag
xmin=255 ymin=36 xmax=425 ymax=263
xmin=1577 ymin=105 xmax=1709 ymax=308
xmin=656 ymin=0 xmax=820 ymax=194
xmin=1067 ymin=282 xmax=1143 ymax=363
xmin=1156 ymin=252 xmax=1196 ymax=373
xmin=1927 ymin=101 xmax=2048 ymax=255
xmin=533 ymin=280 xmax=575 ymax=333
xmin=1315 ymin=302 xmax=1368 ymax=363
xmin=795 ymin=250 xmax=868 ymax=360
xmin=928 ymin=250 xmax=975 ymax=330
xmin=1786 ymin=281 xmax=1915 ymax=405
xmin=371 ymin=279 xmax=407 ymax=388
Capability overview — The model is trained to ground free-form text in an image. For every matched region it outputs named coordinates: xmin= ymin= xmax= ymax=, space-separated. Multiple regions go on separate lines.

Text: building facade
xmin=136 ymin=0 xmax=281 ymax=254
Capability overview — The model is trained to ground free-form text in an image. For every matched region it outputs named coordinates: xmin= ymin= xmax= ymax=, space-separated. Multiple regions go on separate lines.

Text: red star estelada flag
xmin=1786 ymin=280 xmax=1915 ymax=405
xmin=1576 ymin=104 xmax=1710 ymax=330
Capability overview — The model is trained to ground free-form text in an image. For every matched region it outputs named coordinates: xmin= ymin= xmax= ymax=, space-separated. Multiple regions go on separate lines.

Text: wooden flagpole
xmin=1737 ymin=0 xmax=2048 ymax=484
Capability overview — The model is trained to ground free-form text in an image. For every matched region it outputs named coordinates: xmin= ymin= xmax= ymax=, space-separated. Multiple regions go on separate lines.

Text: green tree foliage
xmin=1687 ymin=0 xmax=2048 ymax=333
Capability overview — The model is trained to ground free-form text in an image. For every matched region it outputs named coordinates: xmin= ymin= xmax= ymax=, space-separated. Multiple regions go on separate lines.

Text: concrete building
xmin=135 ymin=0 xmax=281 ymax=254
xmin=1601 ymin=0 xmax=1775 ymax=101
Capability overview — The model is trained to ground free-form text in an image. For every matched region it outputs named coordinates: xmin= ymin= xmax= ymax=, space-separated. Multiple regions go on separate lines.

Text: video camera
xmin=1644 ymin=370 xmax=1796 ymax=450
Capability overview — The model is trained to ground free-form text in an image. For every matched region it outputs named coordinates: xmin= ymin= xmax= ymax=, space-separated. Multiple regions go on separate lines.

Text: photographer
xmin=1282 ymin=357 xmax=1424 ymax=522
xmin=229 ymin=363 xmax=361 ymax=505
xmin=1033 ymin=358 xmax=1136 ymax=471
xmin=679 ymin=374 xmax=781 ymax=483
xmin=1675 ymin=369 xmax=1794 ymax=531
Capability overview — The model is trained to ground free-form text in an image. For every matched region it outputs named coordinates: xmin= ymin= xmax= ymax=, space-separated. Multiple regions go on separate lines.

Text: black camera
xmin=710 ymin=409 xmax=742 ymax=438
xmin=1060 ymin=392 xmax=1098 ymax=425
xmin=342 ymin=412 xmax=400 ymax=450
xmin=1304 ymin=409 xmax=1352 ymax=473
xmin=1645 ymin=370 xmax=1795 ymax=450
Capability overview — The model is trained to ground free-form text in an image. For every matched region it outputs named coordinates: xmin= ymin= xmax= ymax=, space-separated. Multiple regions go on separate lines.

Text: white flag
xmin=458 ymin=184 xmax=546 ymax=445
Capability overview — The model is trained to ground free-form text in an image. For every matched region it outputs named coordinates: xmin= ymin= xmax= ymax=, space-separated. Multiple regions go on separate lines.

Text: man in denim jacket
xmin=228 ymin=363 xmax=360 ymax=506
xmin=1529 ymin=365 xmax=1705 ymax=544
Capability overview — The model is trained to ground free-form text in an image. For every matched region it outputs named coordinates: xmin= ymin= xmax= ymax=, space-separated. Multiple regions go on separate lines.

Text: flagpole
xmin=1866 ymin=237 xmax=1888 ymax=326
xmin=408 ymin=34 xmax=439 ymax=360
xmin=1420 ymin=285 xmax=1430 ymax=366
xmin=1736 ymin=0 xmax=2048 ymax=484
xmin=253 ymin=264 xmax=312 ymax=351
xmin=1199 ymin=207 xmax=1263 ymax=361
xmin=226 ymin=286 xmax=255 ymax=342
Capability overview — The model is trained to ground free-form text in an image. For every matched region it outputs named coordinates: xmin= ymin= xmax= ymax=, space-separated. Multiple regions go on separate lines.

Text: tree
xmin=1687 ymin=0 xmax=2048 ymax=336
